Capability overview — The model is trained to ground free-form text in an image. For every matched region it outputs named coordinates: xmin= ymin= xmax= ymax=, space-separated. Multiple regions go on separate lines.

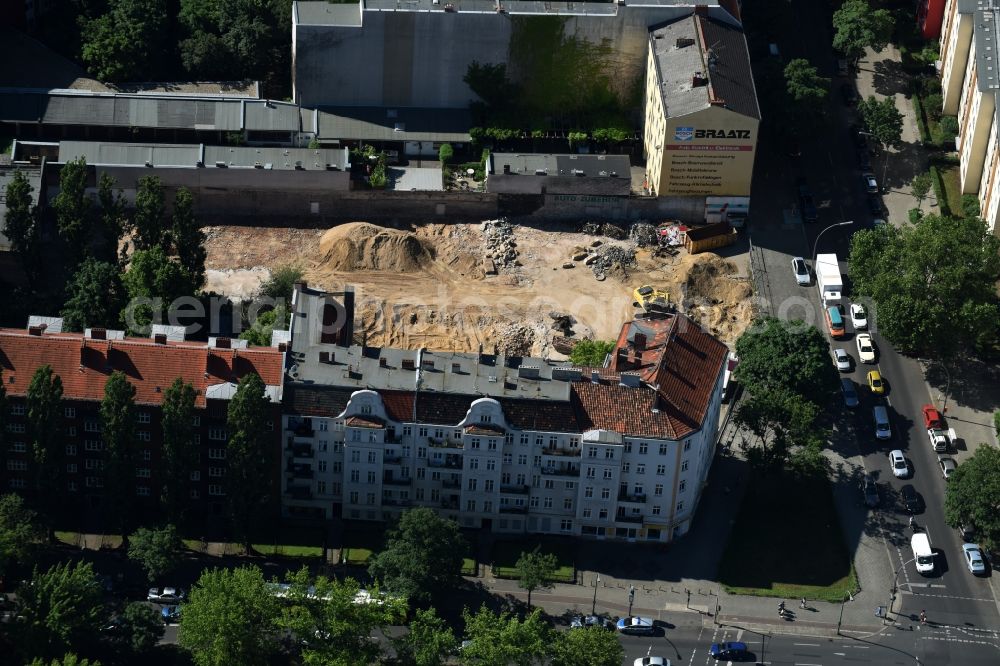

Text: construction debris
xmin=483 ymin=219 xmax=519 ymax=271
xmin=589 ymin=245 xmax=637 ymax=278
xmin=629 ymin=222 xmax=659 ymax=247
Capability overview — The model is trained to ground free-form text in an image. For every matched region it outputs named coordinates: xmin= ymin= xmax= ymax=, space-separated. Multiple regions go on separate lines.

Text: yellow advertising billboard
xmin=659 ymin=106 xmax=759 ymax=197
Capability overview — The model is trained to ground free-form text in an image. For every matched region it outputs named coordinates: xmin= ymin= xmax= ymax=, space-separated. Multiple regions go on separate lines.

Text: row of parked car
xmin=572 ymin=615 xmax=749 ymax=662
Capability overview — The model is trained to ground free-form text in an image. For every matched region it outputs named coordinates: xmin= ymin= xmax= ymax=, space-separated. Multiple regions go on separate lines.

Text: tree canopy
xmin=515 ymin=547 xmax=558 ymax=609
xmin=460 ymin=606 xmax=550 ymax=666
xmin=14 ymin=561 xmax=107 ymax=661
xmin=858 ymin=95 xmax=904 ymax=149
xmin=61 ymin=259 xmax=126 ymax=332
xmin=569 ymin=340 xmax=615 ymax=368
xmin=26 ymin=365 xmax=64 ymax=528
xmin=127 ymin=525 xmax=183 ymax=583
xmin=100 ymin=371 xmax=138 ymax=533
xmin=113 ymin=602 xmax=165 ymax=654
xmin=945 ymin=445 xmax=1000 ymax=552
xmin=392 ymin=607 xmax=458 ymax=666
xmin=225 ymin=373 xmax=272 ymax=548
xmin=784 ymin=59 xmax=830 ymax=117
xmin=171 ymin=187 xmax=206 ymax=290
xmin=80 ymin=0 xmax=169 ymax=82
xmin=0 ymin=493 xmax=43 ymax=578
xmin=178 ymin=565 xmax=279 ymax=666
xmin=131 ymin=176 xmax=166 ymax=251
xmin=3 ymin=169 xmax=39 ymax=269
xmin=832 ymin=0 xmax=895 ymax=62
xmin=848 ymin=214 xmax=1000 ymax=356
xmin=368 ymin=507 xmax=466 ymax=603
xmin=28 ymin=655 xmax=101 ymax=666
xmin=160 ymin=378 xmax=199 ymax=525
xmin=51 ymin=157 xmax=91 ymax=265
xmin=121 ymin=246 xmax=198 ymax=334
xmin=550 ymin=626 xmax=624 ymax=666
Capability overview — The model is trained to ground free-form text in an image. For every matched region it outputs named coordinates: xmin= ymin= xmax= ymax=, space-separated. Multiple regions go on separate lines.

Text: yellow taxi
xmin=867 ymin=370 xmax=885 ymax=395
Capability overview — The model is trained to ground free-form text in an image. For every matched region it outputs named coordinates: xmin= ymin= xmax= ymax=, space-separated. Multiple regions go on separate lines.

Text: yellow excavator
xmin=632 ymin=285 xmax=672 ymax=316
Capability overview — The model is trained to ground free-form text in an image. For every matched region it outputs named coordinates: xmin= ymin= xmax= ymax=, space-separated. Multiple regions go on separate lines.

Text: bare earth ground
xmin=202 ymin=221 xmax=753 ymax=357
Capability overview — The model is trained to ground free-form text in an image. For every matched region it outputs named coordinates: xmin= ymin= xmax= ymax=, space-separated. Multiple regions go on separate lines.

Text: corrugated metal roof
xmin=317 ymin=106 xmax=471 ymax=142
xmin=245 ymin=101 xmax=302 ymax=131
xmin=60 ymin=140 xmax=201 ymax=166
xmin=55 ymin=140 xmax=350 ymax=171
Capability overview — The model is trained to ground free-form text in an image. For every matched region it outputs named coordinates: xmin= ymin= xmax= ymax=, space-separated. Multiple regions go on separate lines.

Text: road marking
xmin=794 ymin=663 xmax=823 ymax=666
xmin=794 ymin=643 xmax=820 ymax=646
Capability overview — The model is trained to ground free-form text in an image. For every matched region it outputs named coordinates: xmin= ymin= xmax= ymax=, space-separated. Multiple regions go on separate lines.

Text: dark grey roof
xmin=974 ymin=7 xmax=1000 ymax=91
xmin=698 ymin=16 xmax=760 ymax=119
xmin=56 ymin=140 xmax=351 ymax=171
xmin=316 ymin=106 xmax=471 ymax=142
xmin=491 ymin=153 xmax=631 ymax=177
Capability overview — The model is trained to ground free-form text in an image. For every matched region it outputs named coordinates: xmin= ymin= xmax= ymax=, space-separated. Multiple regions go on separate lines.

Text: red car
xmin=922 ymin=404 xmax=943 ymax=430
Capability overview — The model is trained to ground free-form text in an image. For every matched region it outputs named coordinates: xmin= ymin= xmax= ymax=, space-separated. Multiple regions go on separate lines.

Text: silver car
xmin=833 ymin=348 xmax=851 ymax=372
xmin=792 ymin=257 xmax=810 ymax=285
xmin=963 ymin=543 xmax=986 ymax=575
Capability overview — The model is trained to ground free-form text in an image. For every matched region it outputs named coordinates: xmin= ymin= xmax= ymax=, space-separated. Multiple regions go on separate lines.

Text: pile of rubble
xmin=587 ymin=245 xmax=637 ymax=280
xmin=628 ymin=222 xmax=659 ymax=247
xmin=494 ymin=322 xmax=535 ymax=357
xmin=483 ymin=219 xmax=518 ymax=271
xmin=581 ymin=222 xmax=627 ymax=240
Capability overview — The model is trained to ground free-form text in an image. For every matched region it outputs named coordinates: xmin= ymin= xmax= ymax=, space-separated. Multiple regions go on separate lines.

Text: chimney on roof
xmin=319 ymin=351 xmax=330 ymax=364
xmin=215 ymin=337 xmax=231 ymax=349
xmin=675 ymin=37 xmax=695 ymax=48
xmin=694 ymin=4 xmax=708 ymax=17
xmin=380 ymin=357 xmax=389 ymax=368
xmin=590 ymin=371 xmax=600 ymax=384
xmin=153 ymin=333 xmax=167 ymax=345
xmin=91 ymin=328 xmax=107 ymax=340
xmin=619 ymin=373 xmax=642 ymax=388
xmin=28 ymin=325 xmax=44 ymax=336
xmin=692 ymin=72 xmax=709 ymax=87
xmin=277 ymin=342 xmax=287 ymax=352
xmin=634 ymin=333 xmax=646 ymax=351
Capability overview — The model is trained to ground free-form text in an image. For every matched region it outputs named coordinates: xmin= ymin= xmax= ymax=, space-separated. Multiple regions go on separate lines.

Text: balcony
xmin=288 ymin=420 xmax=315 ymax=438
xmin=285 ymin=485 xmax=313 ymax=500
xmin=441 ymin=478 xmax=461 ymax=489
xmin=500 ymin=505 xmax=528 ymax=514
xmin=428 ymin=456 xmax=462 ymax=470
xmin=440 ymin=499 xmax=459 ymax=510
xmin=500 ymin=484 xmax=530 ymax=495
xmin=541 ymin=447 xmax=581 ymax=458
xmin=383 ymin=454 xmax=403 ymax=464
xmin=618 ymin=493 xmax=647 ymax=503
xmin=616 ymin=513 xmax=643 ymax=524
xmin=383 ymin=498 xmax=413 ymax=507
xmin=289 ymin=464 xmax=314 ymax=480
xmin=540 ymin=465 xmax=580 ymax=477
xmin=285 ymin=443 xmax=314 ymax=459
xmin=383 ymin=477 xmax=412 ymax=486
xmin=428 ymin=437 xmax=463 ymax=450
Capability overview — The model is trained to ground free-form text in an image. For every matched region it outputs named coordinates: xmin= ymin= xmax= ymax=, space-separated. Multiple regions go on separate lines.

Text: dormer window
xmin=482 ymin=414 xmax=492 ymax=423
xmin=360 ymin=405 xmax=372 ymax=415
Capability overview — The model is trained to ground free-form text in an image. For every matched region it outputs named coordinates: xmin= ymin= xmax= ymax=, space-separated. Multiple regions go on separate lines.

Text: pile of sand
xmin=317 ymin=222 xmax=433 ymax=272
xmin=682 ymin=254 xmax=752 ymax=305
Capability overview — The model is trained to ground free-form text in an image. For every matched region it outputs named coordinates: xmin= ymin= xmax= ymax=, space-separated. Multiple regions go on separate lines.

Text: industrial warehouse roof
xmin=650 ymin=14 xmax=760 ymax=119
xmin=56 ymin=140 xmax=351 ymax=171
xmin=974 ymin=4 xmax=1000 ymax=91
xmin=316 ymin=106 xmax=472 ymax=143
xmin=491 ymin=153 xmax=631 ymax=177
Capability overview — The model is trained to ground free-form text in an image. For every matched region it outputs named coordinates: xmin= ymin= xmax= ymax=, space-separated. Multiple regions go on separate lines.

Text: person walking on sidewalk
xmin=800 ymin=597 xmax=807 ymax=609
xmin=920 ymin=610 xmax=927 ymax=624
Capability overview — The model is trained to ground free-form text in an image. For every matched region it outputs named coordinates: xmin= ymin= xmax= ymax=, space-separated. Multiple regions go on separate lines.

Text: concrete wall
xmin=93 ymin=165 xmax=352 ymax=197
xmin=941 ymin=4 xmax=973 ymax=116
xmin=522 ymin=193 xmax=706 ymax=222
xmin=293 ymin=5 xmax=737 ymax=108
xmin=487 ymin=173 xmax=631 ymax=196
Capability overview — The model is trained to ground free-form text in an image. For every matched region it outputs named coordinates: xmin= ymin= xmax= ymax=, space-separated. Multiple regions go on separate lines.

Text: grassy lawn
xmin=253 ymin=544 xmax=323 ymax=558
xmin=937 ymin=165 xmax=964 ymax=217
xmin=341 ymin=526 xmax=386 ymax=565
xmin=462 ymin=557 xmax=478 ymax=576
xmin=249 ymin=524 xmax=324 ymax=558
xmin=719 ymin=472 xmax=858 ymax=603
xmin=491 ymin=539 xmax=576 ymax=583
xmin=55 ymin=531 xmax=81 ymax=547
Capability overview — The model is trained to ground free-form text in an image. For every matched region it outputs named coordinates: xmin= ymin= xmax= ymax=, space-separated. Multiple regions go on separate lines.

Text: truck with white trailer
xmin=815 ymin=253 xmax=844 ymax=307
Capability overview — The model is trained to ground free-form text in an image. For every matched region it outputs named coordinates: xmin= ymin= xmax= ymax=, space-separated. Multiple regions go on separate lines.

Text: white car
xmin=833 ymin=348 xmax=851 ymax=371
xmin=889 ymin=449 xmax=908 ymax=478
xmin=850 ymin=303 xmax=868 ymax=329
xmin=856 ymin=333 xmax=876 ymax=363
xmin=791 ymin=257 xmax=810 ymax=285
xmin=635 ymin=658 xmax=670 ymax=666
xmin=147 ymin=587 xmax=185 ymax=603
xmin=570 ymin=615 xmax=613 ymax=630
xmin=617 ymin=616 xmax=655 ymax=635
xmin=963 ymin=544 xmax=987 ymax=575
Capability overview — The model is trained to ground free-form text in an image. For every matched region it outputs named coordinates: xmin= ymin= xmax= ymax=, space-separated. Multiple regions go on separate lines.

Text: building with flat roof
xmin=278 ymin=283 xmax=727 ymax=542
xmin=642 ymin=11 xmax=759 ymax=198
xmin=0 ymin=319 xmax=285 ymax=521
xmin=939 ymin=0 xmax=1000 ymax=235
xmin=486 ymin=153 xmax=632 ymax=196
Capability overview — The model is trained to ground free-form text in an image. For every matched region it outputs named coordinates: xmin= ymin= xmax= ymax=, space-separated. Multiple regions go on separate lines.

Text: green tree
xmin=858 ymin=96 xmax=904 ymax=150
xmin=178 ymin=565 xmax=280 ymax=666
xmin=114 ymin=602 xmax=165 ymax=654
xmin=100 ymin=371 xmax=137 ymax=534
xmin=277 ymin=566 xmax=406 ymax=666
xmin=463 ymin=61 xmax=517 ymax=108
xmin=961 ymin=193 xmax=981 ymax=218
xmin=3 ymin=169 xmax=40 ymax=271
xmin=51 ymin=157 xmax=91 ymax=265
xmin=911 ymin=172 xmax=932 ymax=204
xmin=225 ymin=373 xmax=271 ymax=550
xmin=832 ymin=0 xmax=895 ymax=63
xmin=26 ymin=365 xmax=64 ymax=534
xmin=569 ymin=340 xmax=615 ymax=367
xmin=438 ymin=143 xmax=454 ymax=165
xmin=848 ymin=214 xmax=1000 ymax=355
xmin=28 ymin=654 xmax=101 ymax=666
xmin=515 ymin=547 xmax=558 ymax=610
xmin=944 ymin=445 xmax=1000 ymax=552
xmin=15 ymin=561 xmax=106 ymax=661
xmin=121 ymin=246 xmax=197 ymax=333
xmin=783 ymin=59 xmax=830 ymax=117
xmin=97 ymin=172 xmax=127 ymax=263
xmin=61 ymin=259 xmax=126 ymax=331
xmin=392 ymin=607 xmax=458 ymax=666
xmin=460 ymin=606 xmax=550 ymax=666
xmin=734 ymin=388 xmax=825 ymax=472
xmin=733 ymin=317 xmax=839 ymax=407
xmin=238 ymin=308 xmax=282 ymax=347
xmin=132 ymin=175 xmax=166 ymax=251
xmin=0 ymin=493 xmax=43 ymax=577
xmin=368 ymin=507 xmax=466 ymax=603
xmin=259 ymin=264 xmax=304 ymax=302
xmin=80 ymin=0 xmax=169 ymax=82
xmin=160 ymin=378 xmax=199 ymax=525
xmin=170 ymin=187 xmax=206 ymax=289
xmin=127 ymin=525 xmax=183 ymax=583
xmin=550 ymin=625 xmax=624 ymax=666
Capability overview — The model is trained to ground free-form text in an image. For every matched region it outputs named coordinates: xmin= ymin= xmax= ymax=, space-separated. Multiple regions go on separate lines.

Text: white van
xmin=911 ymin=532 xmax=935 ymax=575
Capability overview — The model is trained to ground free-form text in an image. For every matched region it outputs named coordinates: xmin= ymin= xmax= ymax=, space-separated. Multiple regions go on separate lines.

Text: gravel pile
xmin=483 ymin=219 xmax=518 ymax=270
xmin=589 ymin=245 xmax=636 ymax=279
xmin=494 ymin=322 xmax=535 ymax=357
xmin=629 ymin=222 xmax=659 ymax=247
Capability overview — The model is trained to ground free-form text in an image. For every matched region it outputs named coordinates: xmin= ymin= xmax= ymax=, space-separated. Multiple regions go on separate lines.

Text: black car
xmin=840 ymin=83 xmax=858 ymax=105
xmin=856 ymin=150 xmax=872 ymax=171
xmin=901 ymin=484 xmax=923 ymax=514
xmin=959 ymin=524 xmax=975 ymax=541
xmin=866 ymin=195 xmax=884 ymax=216
xmin=862 ymin=474 xmax=879 ymax=508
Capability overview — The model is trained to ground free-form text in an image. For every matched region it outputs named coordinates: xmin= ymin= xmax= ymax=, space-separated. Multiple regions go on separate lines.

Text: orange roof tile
xmin=345 ymin=415 xmax=385 ymax=429
xmin=0 ymin=329 xmax=284 ymax=407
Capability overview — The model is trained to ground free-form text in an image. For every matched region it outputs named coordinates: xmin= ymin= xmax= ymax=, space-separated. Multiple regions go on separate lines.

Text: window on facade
xmin=7 ymin=423 xmax=25 ymax=434
xmin=587 ymin=447 xmax=597 ymax=458
xmin=520 ymin=434 xmax=529 ymax=445
xmin=136 ymin=486 xmax=150 ymax=496
xmin=317 ymin=481 xmax=326 ymax=494
xmin=563 ymin=498 xmax=572 ymax=510
xmin=565 ymin=481 xmax=575 ymax=490
xmin=684 ymin=440 xmax=692 ymax=451
xmin=208 ymin=467 xmax=224 ymax=478
xmin=603 ymin=469 xmax=612 ymax=480
xmin=543 ymin=497 xmax=553 ymax=509
xmin=368 ymin=451 xmax=377 ymax=463
xmin=208 ymin=428 xmax=226 ymax=440
xmin=136 ymin=468 xmax=151 ymax=478
xmin=486 ymin=459 xmax=496 ymax=471
xmin=317 ymin=460 xmax=327 ymax=473
xmin=84 ymin=459 xmax=103 ymax=470
xmin=484 ymin=479 xmax=494 ymax=492
xmin=599 ymin=509 xmax=608 ymax=519
xmin=529 ymin=496 xmax=539 ymax=508
xmin=516 ymin=473 xmax=526 ymax=485
xmin=654 ymin=484 xmax=664 ymax=496
xmin=367 ymin=493 xmax=376 ymax=505
xmin=66 ymin=444 xmax=77 ymax=456
xmin=416 ymin=467 xmax=425 ymax=480
xmin=466 ymin=500 xmax=476 ymax=512
xmin=6 ymin=460 xmax=27 ymax=471
xmin=64 ymin=407 xmax=76 ymax=419
xmin=351 ymin=451 xmax=360 ymax=463
xmin=652 ymin=505 xmax=661 ymax=515
xmin=679 ymin=480 xmax=686 ymax=493
xmin=583 ymin=508 xmax=592 ymax=518
xmin=367 ymin=471 xmax=376 ymax=484
xmin=560 ymin=519 xmax=572 ymax=532
xmin=639 ymin=443 xmax=648 ymax=454
xmin=623 ymin=442 xmax=632 ymax=453
xmin=318 ymin=421 xmax=328 ymax=431
xmin=544 ymin=479 xmax=554 ymax=489
xmin=633 ymin=484 xmax=643 ymax=496
xmin=84 ymin=440 xmax=102 ymax=451
xmin=483 ymin=500 xmax=493 ymax=512
xmin=467 ymin=478 xmax=478 ymax=491
xmin=403 ymin=426 xmax=412 ymax=436
xmin=349 ymin=491 xmax=359 ymax=503
xmin=470 ymin=438 xmax=480 ymax=449
xmin=659 ymin=443 xmax=668 ymax=455
xmin=636 ymin=464 xmax=645 ymax=475
xmin=190 ymin=471 xmax=200 ymax=481
xmin=656 ymin=464 xmax=666 ymax=476
xmin=192 ymin=415 xmax=200 ymax=426
xmin=469 ymin=458 xmax=479 ymax=470
xmin=10 ymin=404 xmax=25 ymax=416
xmin=605 ymin=448 xmax=615 ymax=459
xmin=586 ymin=467 xmax=596 ymax=479
xmin=350 ymin=470 xmax=360 ymax=482
xmin=66 ymin=427 xmax=76 ymax=437
xmin=136 ymin=431 xmax=150 ymax=442
xmin=676 ymin=501 xmax=684 ymax=512
xmin=137 ymin=412 xmax=150 ymax=424
xmin=207 ymin=485 xmax=224 ymax=496
xmin=66 ymin=463 xmax=77 ymax=473
xmin=208 ymin=448 xmax=226 ymax=460
xmin=584 ymin=486 xmax=593 ymax=498
xmin=601 ymin=488 xmax=610 ymax=500
xmin=681 ymin=461 xmax=689 ymax=472
xmin=67 ymin=481 xmax=77 ymax=492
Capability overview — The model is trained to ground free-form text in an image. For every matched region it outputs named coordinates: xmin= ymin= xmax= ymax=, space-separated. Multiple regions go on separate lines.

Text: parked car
xmin=889 ymin=450 xmax=908 ymax=478
xmin=147 ymin=587 xmax=185 ymax=603
xmin=570 ymin=615 xmax=613 ymax=630
xmin=856 ymin=333 xmax=876 ymax=363
xmin=840 ymin=82 xmax=858 ymax=105
xmin=849 ymin=124 xmax=868 ymax=148
xmin=161 ymin=605 xmax=182 ymax=623
xmin=862 ymin=172 xmax=879 ymax=193
xmin=710 ymin=641 xmax=749 ymax=660
xmin=922 ymin=404 xmax=944 ymax=429
xmin=850 ymin=303 xmax=868 ymax=329
xmin=900 ymin=484 xmax=923 ymax=514
xmin=791 ymin=256 xmax=810 ymax=285
xmin=939 ymin=457 xmax=957 ymax=480
xmin=959 ymin=524 xmax=976 ymax=541
xmin=963 ymin=543 xmax=987 ymax=575
xmin=840 ymin=378 xmax=859 ymax=408
xmin=862 ymin=474 xmax=879 ymax=508
xmin=833 ymin=348 xmax=851 ymax=371
xmin=617 ymin=616 xmax=655 ymax=635
xmin=866 ymin=195 xmax=884 ymax=216
xmin=634 ymin=658 xmax=670 ymax=666
xmin=867 ymin=370 xmax=885 ymax=395
xmin=857 ymin=149 xmax=873 ymax=170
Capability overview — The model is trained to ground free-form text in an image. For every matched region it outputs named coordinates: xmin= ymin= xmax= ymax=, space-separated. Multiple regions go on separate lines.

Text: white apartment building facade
xmin=278 ymin=284 xmax=728 ymax=543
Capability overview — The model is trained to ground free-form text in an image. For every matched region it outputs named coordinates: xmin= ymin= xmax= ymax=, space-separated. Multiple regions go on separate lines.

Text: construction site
xmin=203 ymin=219 xmax=754 ymax=358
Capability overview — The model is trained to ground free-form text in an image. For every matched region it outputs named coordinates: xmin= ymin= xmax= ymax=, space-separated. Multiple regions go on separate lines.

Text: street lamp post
xmin=938 ymin=362 xmax=953 ymax=414
xmin=886 ymin=556 xmax=918 ymax=625
xmin=812 ymin=220 xmax=855 ymax=268
xmin=591 ymin=574 xmax=600 ymax=615
xmin=628 ymin=584 xmax=635 ymax=616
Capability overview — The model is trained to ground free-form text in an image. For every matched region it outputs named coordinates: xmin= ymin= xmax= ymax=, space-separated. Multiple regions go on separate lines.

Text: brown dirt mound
xmin=318 ymin=222 xmax=432 ymax=272
xmin=682 ymin=254 xmax=751 ymax=305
